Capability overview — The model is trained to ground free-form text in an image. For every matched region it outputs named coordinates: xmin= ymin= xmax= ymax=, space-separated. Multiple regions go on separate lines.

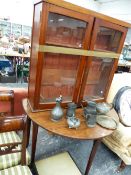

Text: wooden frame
xmin=29 ymin=1 xmax=95 ymax=110
xmin=34 ymin=0 xmax=131 ymax=28
xmin=38 ymin=45 xmax=120 ymax=58
xmin=28 ymin=0 xmax=129 ymax=111
xmin=78 ymin=18 xmax=128 ymax=104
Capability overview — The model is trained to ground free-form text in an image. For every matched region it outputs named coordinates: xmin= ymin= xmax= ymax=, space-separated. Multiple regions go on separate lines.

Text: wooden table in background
xmin=0 ymin=50 xmax=30 ymax=83
xmin=22 ymin=98 xmax=117 ymax=175
xmin=0 ymin=50 xmax=30 ymax=58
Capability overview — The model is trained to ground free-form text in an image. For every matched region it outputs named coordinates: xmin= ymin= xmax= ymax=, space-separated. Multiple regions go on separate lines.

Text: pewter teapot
xmin=67 ymin=114 xmax=80 ymax=129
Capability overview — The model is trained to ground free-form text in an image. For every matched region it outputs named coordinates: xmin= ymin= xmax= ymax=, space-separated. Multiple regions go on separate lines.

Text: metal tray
xmin=96 ymin=115 xmax=117 ymax=129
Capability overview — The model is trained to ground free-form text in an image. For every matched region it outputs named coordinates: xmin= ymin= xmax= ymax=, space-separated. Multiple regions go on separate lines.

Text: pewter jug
xmin=82 ymin=100 xmax=97 ymax=127
xmin=66 ymin=102 xmax=77 ymax=118
xmin=51 ymin=95 xmax=64 ymax=122
xmin=82 ymin=101 xmax=97 ymax=117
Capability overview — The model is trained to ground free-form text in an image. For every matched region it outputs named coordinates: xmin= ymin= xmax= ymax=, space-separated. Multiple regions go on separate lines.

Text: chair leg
xmin=26 ymin=116 xmax=31 ymax=147
xmin=117 ymin=160 xmax=126 ymax=172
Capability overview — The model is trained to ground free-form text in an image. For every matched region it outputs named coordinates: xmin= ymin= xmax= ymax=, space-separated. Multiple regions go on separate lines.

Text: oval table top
xmin=22 ymin=98 xmax=119 ymax=140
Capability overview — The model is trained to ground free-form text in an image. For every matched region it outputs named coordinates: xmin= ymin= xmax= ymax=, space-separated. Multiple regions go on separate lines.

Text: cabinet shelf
xmin=46 ymin=41 xmax=82 ymax=49
xmin=86 ymin=80 xmax=99 ymax=85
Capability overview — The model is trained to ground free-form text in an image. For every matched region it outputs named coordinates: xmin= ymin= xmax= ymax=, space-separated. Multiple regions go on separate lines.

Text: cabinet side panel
xmin=28 ymin=3 xmax=42 ymax=108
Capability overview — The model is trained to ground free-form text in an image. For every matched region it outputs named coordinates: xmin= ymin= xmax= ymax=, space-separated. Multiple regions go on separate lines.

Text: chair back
xmin=0 ymin=115 xmax=27 ymax=165
xmin=0 ymin=90 xmax=14 ymax=116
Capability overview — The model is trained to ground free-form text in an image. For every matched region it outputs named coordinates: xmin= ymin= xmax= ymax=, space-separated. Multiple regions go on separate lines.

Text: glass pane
xmin=83 ymin=57 xmax=114 ymax=100
xmin=94 ymin=27 xmax=122 ymax=52
xmin=40 ymin=53 xmax=80 ymax=103
xmin=46 ymin=12 xmax=87 ymax=48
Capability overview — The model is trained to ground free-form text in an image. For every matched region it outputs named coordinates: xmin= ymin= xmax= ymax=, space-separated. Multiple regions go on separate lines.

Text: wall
xmin=65 ymin=0 xmax=131 ymax=24
xmin=126 ymin=29 xmax=131 ymax=44
xmin=0 ymin=0 xmax=130 ymax=42
xmin=65 ymin=0 xmax=131 ymax=44
xmin=0 ymin=0 xmax=33 ymax=26
xmin=0 ymin=0 xmax=130 ymax=27
xmin=64 ymin=0 xmax=100 ymax=11
xmin=0 ymin=0 xmax=99 ymax=26
xmin=99 ymin=0 xmax=131 ymax=23
xmin=99 ymin=0 xmax=131 ymax=43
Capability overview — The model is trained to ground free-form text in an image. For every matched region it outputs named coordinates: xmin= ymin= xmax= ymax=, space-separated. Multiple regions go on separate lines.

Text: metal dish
xmin=96 ymin=115 xmax=117 ymax=129
xmin=96 ymin=102 xmax=112 ymax=114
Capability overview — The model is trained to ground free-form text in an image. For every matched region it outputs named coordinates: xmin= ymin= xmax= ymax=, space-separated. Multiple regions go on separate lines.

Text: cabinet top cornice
xmin=34 ymin=0 xmax=131 ymax=28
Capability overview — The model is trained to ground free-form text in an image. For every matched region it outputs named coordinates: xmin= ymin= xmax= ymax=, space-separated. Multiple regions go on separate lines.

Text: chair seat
xmin=0 ymin=131 xmax=21 ymax=145
xmin=0 ymin=146 xmax=30 ymax=170
xmin=0 ymin=165 xmax=32 ymax=175
xmin=35 ymin=152 xmax=82 ymax=175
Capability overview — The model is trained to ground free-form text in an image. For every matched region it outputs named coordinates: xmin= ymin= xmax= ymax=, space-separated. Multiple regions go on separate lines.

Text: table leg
xmin=84 ymin=139 xmax=101 ymax=175
xmin=117 ymin=160 xmax=126 ymax=172
xmin=26 ymin=116 xmax=31 ymax=147
xmin=31 ymin=122 xmax=38 ymax=163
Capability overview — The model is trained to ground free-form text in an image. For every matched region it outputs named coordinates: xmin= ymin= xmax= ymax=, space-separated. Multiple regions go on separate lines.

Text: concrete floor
xmin=1 ymin=83 xmax=131 ymax=175
xmin=29 ymin=127 xmax=131 ymax=175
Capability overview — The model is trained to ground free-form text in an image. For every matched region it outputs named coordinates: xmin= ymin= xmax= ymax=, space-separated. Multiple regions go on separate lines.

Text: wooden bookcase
xmin=28 ymin=0 xmax=131 ymax=111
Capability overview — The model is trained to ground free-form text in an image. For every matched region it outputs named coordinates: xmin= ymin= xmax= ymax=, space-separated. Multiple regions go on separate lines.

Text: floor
xmin=28 ymin=126 xmax=131 ymax=175
xmin=1 ymin=83 xmax=131 ymax=175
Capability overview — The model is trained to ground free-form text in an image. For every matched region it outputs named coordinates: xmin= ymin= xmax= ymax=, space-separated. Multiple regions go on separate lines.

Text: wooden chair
xmin=0 ymin=115 xmax=32 ymax=174
xmin=0 ymin=90 xmax=14 ymax=116
xmin=0 ymin=90 xmax=25 ymax=158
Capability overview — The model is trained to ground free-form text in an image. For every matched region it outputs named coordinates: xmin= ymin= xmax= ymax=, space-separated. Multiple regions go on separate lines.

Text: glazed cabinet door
xmin=37 ymin=3 xmax=94 ymax=109
xmin=79 ymin=19 xmax=128 ymax=102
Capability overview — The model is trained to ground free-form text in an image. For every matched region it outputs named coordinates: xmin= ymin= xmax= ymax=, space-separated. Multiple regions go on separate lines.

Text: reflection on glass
xmin=83 ymin=57 xmax=114 ymax=100
xmin=46 ymin=13 xmax=87 ymax=48
xmin=40 ymin=53 xmax=80 ymax=103
xmin=95 ymin=27 xmax=122 ymax=52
